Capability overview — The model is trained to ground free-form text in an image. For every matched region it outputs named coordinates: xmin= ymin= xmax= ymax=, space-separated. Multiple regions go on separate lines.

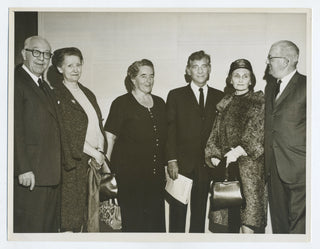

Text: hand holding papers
xmin=165 ymin=167 xmax=193 ymax=205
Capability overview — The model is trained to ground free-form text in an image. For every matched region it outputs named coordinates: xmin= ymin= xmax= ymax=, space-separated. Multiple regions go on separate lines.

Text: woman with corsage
xmin=51 ymin=47 xmax=108 ymax=232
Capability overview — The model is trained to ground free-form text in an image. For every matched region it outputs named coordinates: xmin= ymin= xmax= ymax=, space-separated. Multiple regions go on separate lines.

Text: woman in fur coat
xmin=205 ymin=59 xmax=267 ymax=233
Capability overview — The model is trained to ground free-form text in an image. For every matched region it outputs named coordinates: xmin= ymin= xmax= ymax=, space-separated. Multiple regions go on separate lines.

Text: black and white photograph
xmin=1 ymin=1 xmax=320 ymax=249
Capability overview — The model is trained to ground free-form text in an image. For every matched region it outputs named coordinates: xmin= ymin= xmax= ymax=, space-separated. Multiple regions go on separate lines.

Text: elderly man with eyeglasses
xmin=264 ymin=40 xmax=306 ymax=234
xmin=14 ymin=36 xmax=61 ymax=232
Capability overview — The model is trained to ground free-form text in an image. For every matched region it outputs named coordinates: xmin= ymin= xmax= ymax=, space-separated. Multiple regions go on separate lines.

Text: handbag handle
xmin=222 ymin=159 xmax=239 ymax=182
xmin=223 ymin=167 xmax=229 ymax=182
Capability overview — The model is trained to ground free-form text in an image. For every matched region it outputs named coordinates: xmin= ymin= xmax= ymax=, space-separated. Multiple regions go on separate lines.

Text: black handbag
xmin=99 ymin=156 xmax=118 ymax=202
xmin=210 ymin=159 xmax=244 ymax=211
xmin=99 ymin=173 xmax=118 ymax=201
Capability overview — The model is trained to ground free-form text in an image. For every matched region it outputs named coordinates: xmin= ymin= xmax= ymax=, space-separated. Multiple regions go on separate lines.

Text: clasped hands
xmin=209 ymin=145 xmax=247 ymax=168
xmin=95 ymin=150 xmax=111 ymax=174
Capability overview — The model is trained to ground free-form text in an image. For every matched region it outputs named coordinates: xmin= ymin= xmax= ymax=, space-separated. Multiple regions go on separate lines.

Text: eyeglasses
xmin=266 ymin=56 xmax=288 ymax=63
xmin=25 ymin=49 xmax=52 ymax=59
xmin=190 ymin=64 xmax=210 ymax=71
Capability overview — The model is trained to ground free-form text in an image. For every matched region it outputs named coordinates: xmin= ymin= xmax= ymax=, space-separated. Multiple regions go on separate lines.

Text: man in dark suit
xmin=265 ymin=40 xmax=306 ymax=233
xmin=166 ymin=50 xmax=223 ymax=232
xmin=14 ymin=36 xmax=61 ymax=232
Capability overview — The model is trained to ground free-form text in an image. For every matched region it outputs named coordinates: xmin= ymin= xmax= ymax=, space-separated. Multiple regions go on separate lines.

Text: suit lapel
xmin=204 ymin=87 xmax=215 ymax=115
xmin=275 ymin=72 xmax=300 ymax=109
xmin=20 ymin=68 xmax=57 ymax=118
xmin=79 ymin=83 xmax=101 ymax=120
xmin=186 ymin=84 xmax=217 ymax=117
xmin=268 ymin=80 xmax=278 ymax=110
xmin=186 ymin=84 xmax=200 ymax=108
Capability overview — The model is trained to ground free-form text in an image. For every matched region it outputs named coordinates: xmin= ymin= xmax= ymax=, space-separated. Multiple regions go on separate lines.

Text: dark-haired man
xmin=166 ymin=50 xmax=223 ymax=232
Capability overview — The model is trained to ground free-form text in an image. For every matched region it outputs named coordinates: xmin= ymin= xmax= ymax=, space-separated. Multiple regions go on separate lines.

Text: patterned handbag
xmin=99 ymin=199 xmax=122 ymax=231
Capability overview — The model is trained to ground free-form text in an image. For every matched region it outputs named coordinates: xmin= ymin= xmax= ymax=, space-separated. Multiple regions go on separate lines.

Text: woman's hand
xmin=224 ymin=146 xmax=247 ymax=167
xmin=101 ymin=160 xmax=111 ymax=174
xmin=95 ymin=151 xmax=105 ymax=165
xmin=211 ymin=158 xmax=221 ymax=167
xmin=167 ymin=161 xmax=179 ymax=180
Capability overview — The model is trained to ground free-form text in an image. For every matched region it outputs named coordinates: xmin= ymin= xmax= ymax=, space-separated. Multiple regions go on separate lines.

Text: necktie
xmin=199 ymin=87 xmax=204 ymax=112
xmin=38 ymin=78 xmax=52 ymax=106
xmin=274 ymin=80 xmax=282 ymax=99
xmin=38 ymin=78 xmax=46 ymax=93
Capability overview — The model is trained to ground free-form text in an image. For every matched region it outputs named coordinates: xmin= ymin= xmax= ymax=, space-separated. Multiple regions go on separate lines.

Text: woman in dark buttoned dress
xmin=104 ymin=59 xmax=166 ymax=232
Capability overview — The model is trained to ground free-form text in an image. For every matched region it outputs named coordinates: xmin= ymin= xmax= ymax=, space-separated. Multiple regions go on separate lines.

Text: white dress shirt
xmin=190 ymin=81 xmax=208 ymax=105
xmin=22 ymin=64 xmax=42 ymax=86
xmin=276 ymin=69 xmax=297 ymax=100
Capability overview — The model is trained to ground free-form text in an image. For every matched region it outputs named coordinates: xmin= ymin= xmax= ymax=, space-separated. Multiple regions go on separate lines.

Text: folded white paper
xmin=165 ymin=167 xmax=193 ymax=205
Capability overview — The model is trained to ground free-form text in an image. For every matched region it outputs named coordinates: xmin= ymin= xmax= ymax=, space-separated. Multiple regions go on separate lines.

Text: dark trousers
xmin=168 ymin=166 xmax=210 ymax=233
xmin=14 ymin=180 xmax=60 ymax=233
xmin=267 ymin=153 xmax=306 ymax=234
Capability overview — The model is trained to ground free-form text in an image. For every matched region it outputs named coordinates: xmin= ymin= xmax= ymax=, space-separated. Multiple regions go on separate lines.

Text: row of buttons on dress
xmin=149 ymin=109 xmax=160 ymax=175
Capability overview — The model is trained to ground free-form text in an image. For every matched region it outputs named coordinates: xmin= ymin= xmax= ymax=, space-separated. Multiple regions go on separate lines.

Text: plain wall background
xmin=38 ymin=11 xmax=307 ymax=120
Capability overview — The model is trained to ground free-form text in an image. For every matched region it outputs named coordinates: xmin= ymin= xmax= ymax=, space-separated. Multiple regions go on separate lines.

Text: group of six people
xmin=14 ymin=35 xmax=306 ymax=234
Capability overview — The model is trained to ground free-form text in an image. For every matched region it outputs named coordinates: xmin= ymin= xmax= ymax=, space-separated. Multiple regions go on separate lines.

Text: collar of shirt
xmin=22 ymin=64 xmax=42 ymax=87
xmin=277 ymin=69 xmax=297 ymax=98
xmin=190 ymin=81 xmax=208 ymax=104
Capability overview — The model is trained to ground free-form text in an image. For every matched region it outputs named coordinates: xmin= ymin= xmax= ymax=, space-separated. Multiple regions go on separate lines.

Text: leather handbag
xmin=100 ymin=172 xmax=118 ymax=201
xmin=88 ymin=155 xmax=118 ymax=201
xmin=99 ymin=156 xmax=118 ymax=201
xmin=210 ymin=159 xmax=243 ymax=211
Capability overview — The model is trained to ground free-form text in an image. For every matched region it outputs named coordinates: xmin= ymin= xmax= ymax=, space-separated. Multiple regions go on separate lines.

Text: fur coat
xmin=205 ymin=91 xmax=267 ymax=229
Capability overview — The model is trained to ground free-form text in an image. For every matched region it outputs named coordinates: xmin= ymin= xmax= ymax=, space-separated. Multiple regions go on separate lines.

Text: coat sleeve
xmin=165 ymin=90 xmax=178 ymax=161
xmin=104 ymin=97 xmax=124 ymax=137
xmin=14 ymin=81 xmax=32 ymax=175
xmin=240 ymin=94 xmax=265 ymax=160
xmin=205 ymin=112 xmax=223 ymax=167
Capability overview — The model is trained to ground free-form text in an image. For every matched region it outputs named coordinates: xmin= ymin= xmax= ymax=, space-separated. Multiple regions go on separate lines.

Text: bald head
xmin=21 ymin=36 xmax=52 ymax=77
xmin=271 ymin=40 xmax=300 ymax=68
xmin=267 ymin=40 xmax=300 ymax=79
xmin=24 ymin=36 xmax=51 ymax=51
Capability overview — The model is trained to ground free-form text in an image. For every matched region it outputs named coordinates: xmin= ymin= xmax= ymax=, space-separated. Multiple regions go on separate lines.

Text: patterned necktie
xmin=199 ymin=87 xmax=204 ymax=112
xmin=274 ymin=79 xmax=282 ymax=99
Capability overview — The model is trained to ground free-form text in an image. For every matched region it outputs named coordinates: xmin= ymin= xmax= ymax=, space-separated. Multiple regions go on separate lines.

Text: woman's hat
xmin=229 ymin=59 xmax=253 ymax=74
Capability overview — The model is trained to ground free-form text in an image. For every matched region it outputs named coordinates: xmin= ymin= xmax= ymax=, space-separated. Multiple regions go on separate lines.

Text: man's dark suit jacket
xmin=14 ymin=65 xmax=61 ymax=186
xmin=166 ymin=84 xmax=223 ymax=175
xmin=265 ymin=71 xmax=306 ymax=184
